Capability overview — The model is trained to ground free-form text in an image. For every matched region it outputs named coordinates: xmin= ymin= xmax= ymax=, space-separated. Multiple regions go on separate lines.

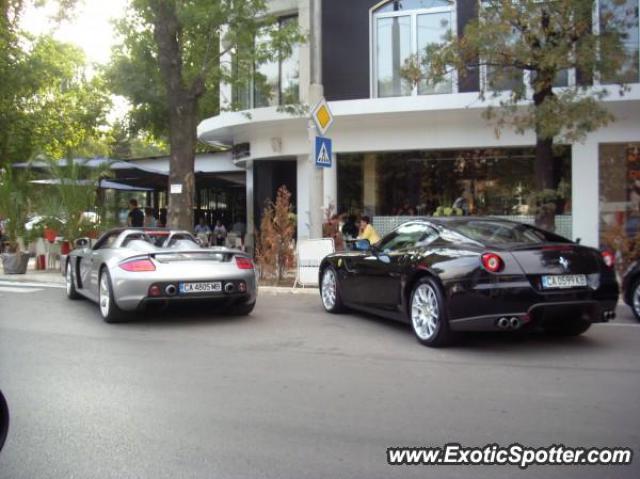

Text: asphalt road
xmin=0 ymin=282 xmax=639 ymax=479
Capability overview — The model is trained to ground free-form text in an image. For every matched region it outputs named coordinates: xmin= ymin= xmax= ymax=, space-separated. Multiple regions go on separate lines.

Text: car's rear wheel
xmin=631 ymin=279 xmax=640 ymax=322
xmin=99 ymin=269 xmax=125 ymax=323
xmin=320 ymin=266 xmax=345 ymax=313
xmin=65 ymin=260 xmax=81 ymax=300
xmin=410 ymin=277 xmax=451 ymax=347
xmin=543 ymin=317 xmax=591 ymax=337
xmin=228 ymin=301 xmax=255 ymax=316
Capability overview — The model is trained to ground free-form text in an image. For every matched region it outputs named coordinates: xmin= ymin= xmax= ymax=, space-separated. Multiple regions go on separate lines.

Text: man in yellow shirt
xmin=358 ymin=216 xmax=381 ymax=245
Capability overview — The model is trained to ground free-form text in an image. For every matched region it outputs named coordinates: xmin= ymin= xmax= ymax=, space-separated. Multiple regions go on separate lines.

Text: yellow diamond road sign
xmin=312 ymin=97 xmax=334 ymax=136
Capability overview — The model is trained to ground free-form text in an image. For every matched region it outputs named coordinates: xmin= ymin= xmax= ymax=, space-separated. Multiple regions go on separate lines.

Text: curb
xmin=259 ymin=286 xmax=319 ymax=295
xmin=0 ymin=273 xmax=65 ymax=285
xmin=1 ymin=272 xmax=319 ymax=295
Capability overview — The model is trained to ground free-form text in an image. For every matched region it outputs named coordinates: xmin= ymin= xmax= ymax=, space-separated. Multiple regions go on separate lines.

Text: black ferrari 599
xmin=318 ymin=218 xmax=619 ymax=347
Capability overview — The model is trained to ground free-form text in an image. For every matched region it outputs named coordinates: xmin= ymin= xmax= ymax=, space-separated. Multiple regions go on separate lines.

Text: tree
xmin=107 ymin=0 xmax=304 ymax=230
xmin=37 ymin=158 xmax=113 ymax=242
xmin=255 ymin=185 xmax=295 ymax=283
xmin=0 ymin=33 xmax=110 ymax=166
xmin=403 ymin=0 xmax=631 ymax=230
xmin=0 ymin=1 xmax=108 ymax=166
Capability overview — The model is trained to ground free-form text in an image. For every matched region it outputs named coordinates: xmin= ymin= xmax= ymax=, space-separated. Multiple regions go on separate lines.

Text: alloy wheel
xmin=321 ymin=269 xmax=337 ymax=310
xmin=99 ymin=273 xmax=110 ymax=318
xmin=634 ymin=283 xmax=640 ymax=319
xmin=65 ymin=262 xmax=72 ymax=295
xmin=411 ymin=283 xmax=439 ymax=340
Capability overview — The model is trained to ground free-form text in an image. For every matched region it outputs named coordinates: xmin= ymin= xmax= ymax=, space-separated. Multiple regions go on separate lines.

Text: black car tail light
xmin=601 ymin=250 xmax=615 ymax=269
xmin=481 ymin=253 xmax=504 ymax=273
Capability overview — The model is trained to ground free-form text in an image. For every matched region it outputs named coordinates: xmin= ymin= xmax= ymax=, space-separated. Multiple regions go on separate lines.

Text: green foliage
xmin=106 ymin=0 xmax=306 ymax=136
xmin=404 ymin=0 xmax=630 ymax=143
xmin=1 ymin=1 xmax=109 ymax=167
xmin=0 ymin=167 xmax=32 ymax=247
xmin=36 ymin=158 xmax=113 ymax=241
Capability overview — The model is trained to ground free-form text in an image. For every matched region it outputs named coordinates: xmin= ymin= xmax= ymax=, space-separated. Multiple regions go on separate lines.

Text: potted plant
xmin=0 ymin=168 xmax=32 ymax=274
xmin=37 ymin=158 xmax=111 ymax=252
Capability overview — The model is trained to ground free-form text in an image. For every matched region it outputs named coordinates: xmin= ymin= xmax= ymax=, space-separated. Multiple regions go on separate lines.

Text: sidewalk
xmin=1 ymin=259 xmax=317 ymax=294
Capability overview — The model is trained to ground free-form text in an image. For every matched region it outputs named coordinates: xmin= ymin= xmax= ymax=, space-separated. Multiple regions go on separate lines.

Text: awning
xmin=30 ymin=178 xmax=155 ymax=191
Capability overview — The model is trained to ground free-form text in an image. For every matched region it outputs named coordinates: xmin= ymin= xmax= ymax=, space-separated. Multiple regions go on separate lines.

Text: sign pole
xmin=308 ymin=0 xmax=323 ymax=239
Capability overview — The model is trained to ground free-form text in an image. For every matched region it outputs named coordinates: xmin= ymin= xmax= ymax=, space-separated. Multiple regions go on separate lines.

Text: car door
xmin=352 ymin=223 xmax=438 ymax=311
xmin=81 ymin=231 xmax=118 ymax=295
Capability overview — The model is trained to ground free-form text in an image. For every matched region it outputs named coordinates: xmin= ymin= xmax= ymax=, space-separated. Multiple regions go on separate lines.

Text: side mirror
xmin=575 ymin=237 xmax=581 ymax=244
xmin=353 ymin=239 xmax=371 ymax=252
xmin=74 ymin=237 xmax=90 ymax=249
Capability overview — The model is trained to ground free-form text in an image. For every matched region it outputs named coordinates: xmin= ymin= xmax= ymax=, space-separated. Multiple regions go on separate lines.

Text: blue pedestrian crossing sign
xmin=315 ymin=136 xmax=332 ymax=168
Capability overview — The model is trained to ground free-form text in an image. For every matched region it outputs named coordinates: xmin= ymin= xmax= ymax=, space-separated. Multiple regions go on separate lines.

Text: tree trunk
xmin=167 ymin=96 xmax=197 ymax=231
xmin=532 ymin=84 xmax=557 ymax=231
xmin=150 ymin=0 xmax=202 ymax=231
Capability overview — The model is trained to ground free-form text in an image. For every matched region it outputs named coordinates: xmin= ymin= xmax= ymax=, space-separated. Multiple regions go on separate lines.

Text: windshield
xmin=449 ymin=220 xmax=571 ymax=245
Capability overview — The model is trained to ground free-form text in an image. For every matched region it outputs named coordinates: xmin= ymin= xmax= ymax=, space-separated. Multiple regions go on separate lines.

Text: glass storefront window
xmin=600 ymin=0 xmax=640 ymax=84
xmin=373 ymin=1 xmax=456 ymax=97
xmin=374 ymin=0 xmax=453 ymax=13
xmin=279 ymin=16 xmax=300 ymax=105
xmin=234 ymin=16 xmax=300 ymax=109
xmin=376 ymin=16 xmax=413 ymax=97
xmin=417 ymin=11 xmax=453 ymax=94
xmin=254 ymin=28 xmax=280 ymax=108
xmin=337 ymin=147 xmax=572 ymax=233
xmin=599 ymin=143 xmax=640 ymax=274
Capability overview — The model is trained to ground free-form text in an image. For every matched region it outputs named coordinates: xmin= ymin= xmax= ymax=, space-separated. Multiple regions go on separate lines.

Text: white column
xmin=572 ymin=141 xmax=599 ymax=248
xmin=323 ymin=154 xmax=338 ymax=213
xmin=245 ymin=161 xmax=255 ymax=252
xmin=296 ymin=155 xmax=311 ymax=240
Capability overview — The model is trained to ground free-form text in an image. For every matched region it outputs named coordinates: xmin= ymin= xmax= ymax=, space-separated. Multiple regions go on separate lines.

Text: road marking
xmin=0 ymin=286 xmax=45 ymax=294
xmin=0 ymin=280 xmax=65 ymax=289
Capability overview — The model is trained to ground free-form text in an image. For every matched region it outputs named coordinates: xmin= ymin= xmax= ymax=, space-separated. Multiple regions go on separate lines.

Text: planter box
xmin=1 ymin=253 xmax=30 ymax=274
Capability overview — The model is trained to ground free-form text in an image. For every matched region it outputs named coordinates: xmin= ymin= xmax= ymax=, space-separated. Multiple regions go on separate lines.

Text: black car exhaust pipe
xmin=224 ymin=283 xmax=235 ymax=294
xmin=509 ymin=317 xmax=522 ymax=329
xmin=497 ymin=317 xmax=510 ymax=329
xmin=165 ymin=284 xmax=177 ymax=296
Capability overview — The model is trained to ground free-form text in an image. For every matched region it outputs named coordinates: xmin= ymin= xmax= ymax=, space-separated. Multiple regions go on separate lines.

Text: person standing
xmin=194 ymin=217 xmax=212 ymax=246
xmin=341 ymin=214 xmax=358 ymax=240
xmin=327 ymin=214 xmax=345 ymax=251
xmin=358 ymin=216 xmax=381 ymax=245
xmin=127 ymin=199 xmax=144 ymax=227
xmin=213 ymin=220 xmax=227 ymax=246
xmin=144 ymin=207 xmax=157 ymax=227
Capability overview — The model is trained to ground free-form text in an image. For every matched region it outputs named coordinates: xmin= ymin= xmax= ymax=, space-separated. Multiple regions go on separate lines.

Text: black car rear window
xmin=450 ymin=220 xmax=571 ymax=245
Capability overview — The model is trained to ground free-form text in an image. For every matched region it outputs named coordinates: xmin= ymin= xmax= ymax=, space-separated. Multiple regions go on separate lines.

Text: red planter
xmin=60 ymin=241 xmax=71 ymax=255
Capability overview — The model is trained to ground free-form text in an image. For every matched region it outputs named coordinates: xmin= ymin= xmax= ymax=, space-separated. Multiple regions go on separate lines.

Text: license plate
xmin=541 ymin=274 xmax=587 ymax=289
xmin=179 ymin=281 xmax=222 ymax=294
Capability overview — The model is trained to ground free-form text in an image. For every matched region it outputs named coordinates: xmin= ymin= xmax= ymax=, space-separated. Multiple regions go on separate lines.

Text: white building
xmin=197 ymin=0 xmax=640 ymax=255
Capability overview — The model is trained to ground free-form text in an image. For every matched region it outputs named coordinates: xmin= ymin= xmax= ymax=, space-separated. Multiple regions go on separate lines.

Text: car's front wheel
xmin=98 ymin=269 xmax=125 ymax=323
xmin=65 ymin=260 xmax=81 ymax=300
xmin=320 ymin=266 xmax=345 ymax=313
xmin=410 ymin=277 xmax=451 ymax=347
xmin=631 ymin=279 xmax=640 ymax=322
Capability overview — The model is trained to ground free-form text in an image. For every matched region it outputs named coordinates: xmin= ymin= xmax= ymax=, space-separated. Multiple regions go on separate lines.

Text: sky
xmin=22 ymin=0 xmax=129 ymax=65
xmin=21 ymin=0 xmax=131 ymax=122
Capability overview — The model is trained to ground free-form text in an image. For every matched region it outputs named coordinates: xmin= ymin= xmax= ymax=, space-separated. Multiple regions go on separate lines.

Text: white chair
xmin=46 ymin=242 xmax=61 ymax=270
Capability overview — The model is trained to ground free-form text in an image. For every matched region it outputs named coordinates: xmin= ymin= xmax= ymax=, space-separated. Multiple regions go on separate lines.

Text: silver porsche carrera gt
xmin=63 ymin=228 xmax=257 ymax=322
